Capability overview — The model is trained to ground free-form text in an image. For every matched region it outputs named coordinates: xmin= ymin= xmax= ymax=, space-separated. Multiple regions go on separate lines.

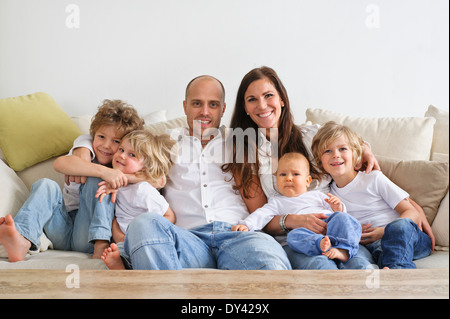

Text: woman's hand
xmin=285 ymin=213 xmax=328 ymax=235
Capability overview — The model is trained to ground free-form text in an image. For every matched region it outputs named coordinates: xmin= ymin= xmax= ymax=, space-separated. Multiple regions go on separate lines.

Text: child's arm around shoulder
xmin=54 ymin=155 xmax=127 ymax=189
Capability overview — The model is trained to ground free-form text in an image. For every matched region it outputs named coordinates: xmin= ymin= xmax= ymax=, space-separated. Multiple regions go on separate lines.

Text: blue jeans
xmin=284 ymin=244 xmax=375 ymax=270
xmin=366 ymin=218 xmax=432 ymax=269
xmin=120 ymin=212 xmax=292 ymax=270
xmin=286 ymin=211 xmax=362 ymax=259
xmin=14 ymin=177 xmax=115 ymax=254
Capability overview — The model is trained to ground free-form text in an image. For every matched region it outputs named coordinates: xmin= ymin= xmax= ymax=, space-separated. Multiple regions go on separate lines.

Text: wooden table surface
xmin=0 ymin=268 xmax=448 ymax=299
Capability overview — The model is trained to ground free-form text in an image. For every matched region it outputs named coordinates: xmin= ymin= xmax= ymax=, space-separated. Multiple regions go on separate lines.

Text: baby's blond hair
xmin=311 ymin=121 xmax=364 ymax=177
xmin=122 ymin=130 xmax=177 ymax=185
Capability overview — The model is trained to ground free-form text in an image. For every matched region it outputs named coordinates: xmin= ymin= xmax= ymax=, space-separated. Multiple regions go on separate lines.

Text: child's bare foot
xmin=323 ymin=247 xmax=350 ymax=262
xmin=320 ymin=236 xmax=332 ymax=253
xmin=0 ymin=214 xmax=31 ymax=262
xmin=101 ymin=243 xmax=125 ymax=270
xmin=93 ymin=240 xmax=110 ymax=259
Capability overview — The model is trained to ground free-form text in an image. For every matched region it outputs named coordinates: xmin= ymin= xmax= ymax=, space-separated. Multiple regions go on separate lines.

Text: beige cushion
xmin=377 ymin=155 xmax=449 ymax=225
xmin=17 ymin=157 xmax=65 ymax=191
xmin=431 ymin=191 xmax=449 ymax=247
xmin=305 ymin=108 xmax=436 ymax=161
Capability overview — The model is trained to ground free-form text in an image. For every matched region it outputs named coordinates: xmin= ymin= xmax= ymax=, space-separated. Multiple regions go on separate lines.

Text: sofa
xmin=0 ymin=92 xmax=448 ymax=270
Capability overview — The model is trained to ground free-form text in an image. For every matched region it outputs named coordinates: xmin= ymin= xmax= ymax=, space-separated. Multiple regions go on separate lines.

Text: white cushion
xmin=0 ymin=160 xmax=29 ymax=257
xmin=0 ymin=159 xmax=29 ymax=219
xmin=0 ymin=160 xmax=53 ymax=257
xmin=146 ymin=116 xmax=187 ymax=136
xmin=305 ymin=108 xmax=436 ymax=161
xmin=143 ymin=110 xmax=167 ymax=124
xmin=425 ymin=105 xmax=449 ymax=157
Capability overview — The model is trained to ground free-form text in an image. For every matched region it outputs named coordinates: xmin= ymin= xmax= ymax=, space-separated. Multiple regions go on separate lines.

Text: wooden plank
xmin=0 ymin=269 xmax=448 ymax=299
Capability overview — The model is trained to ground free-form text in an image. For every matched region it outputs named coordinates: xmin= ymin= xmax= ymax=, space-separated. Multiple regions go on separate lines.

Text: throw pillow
xmin=0 ymin=159 xmax=29 ymax=218
xmin=0 ymin=159 xmax=30 ymax=258
xmin=305 ymin=108 xmax=436 ymax=161
xmin=0 ymin=92 xmax=81 ymax=171
xmin=431 ymin=191 xmax=449 ymax=247
xmin=425 ymin=104 xmax=449 ymax=157
xmin=377 ymin=155 xmax=449 ymax=225
xmin=147 ymin=116 xmax=187 ymax=136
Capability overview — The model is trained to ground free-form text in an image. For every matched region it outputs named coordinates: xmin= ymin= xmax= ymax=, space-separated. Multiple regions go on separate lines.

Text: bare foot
xmin=323 ymin=247 xmax=350 ymax=262
xmin=0 ymin=214 xmax=31 ymax=262
xmin=320 ymin=236 xmax=332 ymax=253
xmin=101 ymin=243 xmax=125 ymax=270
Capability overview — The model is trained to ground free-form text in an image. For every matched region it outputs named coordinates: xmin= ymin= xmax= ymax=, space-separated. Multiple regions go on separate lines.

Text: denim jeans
xmin=120 ymin=212 xmax=292 ymax=270
xmin=14 ymin=177 xmax=114 ymax=254
xmin=284 ymin=244 xmax=375 ymax=270
xmin=366 ymin=218 xmax=432 ymax=269
xmin=286 ymin=211 xmax=362 ymax=259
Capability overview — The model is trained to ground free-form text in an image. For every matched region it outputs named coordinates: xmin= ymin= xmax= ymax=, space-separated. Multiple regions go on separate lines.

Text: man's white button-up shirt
xmin=164 ymin=126 xmax=249 ymax=230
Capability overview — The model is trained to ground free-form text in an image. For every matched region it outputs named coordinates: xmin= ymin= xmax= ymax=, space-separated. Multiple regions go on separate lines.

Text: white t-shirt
xmin=239 ymin=191 xmax=340 ymax=231
xmin=330 ymin=171 xmax=409 ymax=227
xmin=115 ymin=182 xmax=169 ymax=233
xmin=63 ymin=134 xmax=97 ymax=212
xmin=163 ymin=126 xmax=250 ymax=230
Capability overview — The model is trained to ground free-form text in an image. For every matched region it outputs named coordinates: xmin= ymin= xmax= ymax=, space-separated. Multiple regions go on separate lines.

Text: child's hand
xmin=325 ymin=193 xmax=343 ymax=212
xmin=101 ymin=168 xmax=128 ymax=189
xmin=231 ymin=224 xmax=249 ymax=232
xmin=96 ymin=181 xmax=119 ymax=203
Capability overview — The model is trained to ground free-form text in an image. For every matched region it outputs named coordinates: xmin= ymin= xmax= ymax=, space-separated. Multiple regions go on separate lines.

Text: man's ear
xmin=221 ymin=102 xmax=226 ymax=117
xmin=183 ymin=100 xmax=188 ymax=115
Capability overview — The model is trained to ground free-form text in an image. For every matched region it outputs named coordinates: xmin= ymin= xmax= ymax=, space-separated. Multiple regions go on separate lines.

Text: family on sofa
xmin=0 ymin=66 xmax=433 ymax=270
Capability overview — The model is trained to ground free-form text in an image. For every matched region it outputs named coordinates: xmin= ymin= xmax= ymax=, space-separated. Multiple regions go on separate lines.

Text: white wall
xmin=1 ymin=0 xmax=448 ymax=126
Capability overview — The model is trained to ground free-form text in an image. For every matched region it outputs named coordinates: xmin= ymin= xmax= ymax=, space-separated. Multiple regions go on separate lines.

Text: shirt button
xmin=204 ymin=205 xmax=208 ymax=208
xmin=202 ymin=172 xmax=206 ymax=175
xmin=203 ymin=184 xmax=207 ymax=187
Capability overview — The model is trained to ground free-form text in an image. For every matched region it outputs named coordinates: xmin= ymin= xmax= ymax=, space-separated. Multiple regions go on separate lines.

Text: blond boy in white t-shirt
xmin=311 ymin=121 xmax=433 ymax=269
